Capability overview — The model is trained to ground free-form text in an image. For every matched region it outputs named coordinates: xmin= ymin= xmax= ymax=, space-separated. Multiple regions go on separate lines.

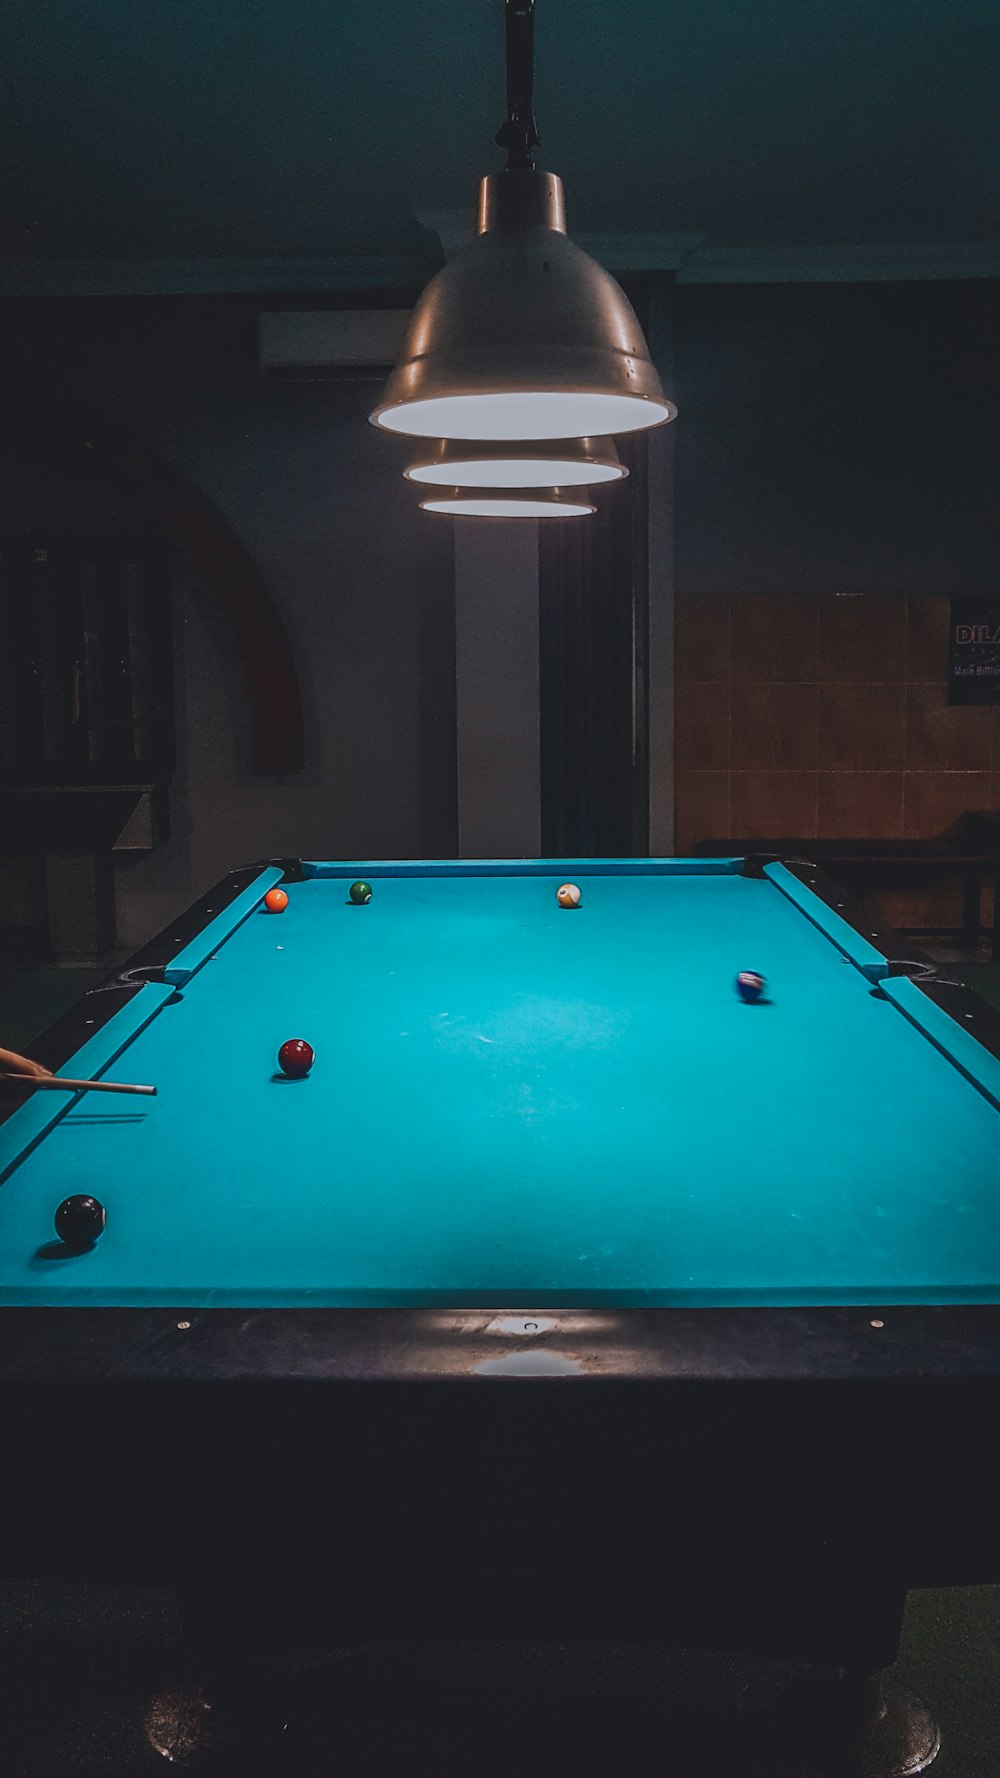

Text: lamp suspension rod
xmin=495 ymin=0 xmax=541 ymax=171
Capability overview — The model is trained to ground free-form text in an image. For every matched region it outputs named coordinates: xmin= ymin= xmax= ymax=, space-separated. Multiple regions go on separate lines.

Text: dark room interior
xmin=1 ymin=2 xmax=999 ymax=1773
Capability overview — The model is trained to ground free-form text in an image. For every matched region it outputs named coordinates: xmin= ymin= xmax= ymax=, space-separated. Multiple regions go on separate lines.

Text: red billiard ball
xmin=264 ymin=888 xmax=289 ymax=913
xmin=278 ymin=1038 xmax=314 ymax=1077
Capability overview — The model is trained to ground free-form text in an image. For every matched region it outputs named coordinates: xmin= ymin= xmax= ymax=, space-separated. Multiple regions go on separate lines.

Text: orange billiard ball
xmin=264 ymin=888 xmax=289 ymax=914
xmin=556 ymin=883 xmax=581 ymax=909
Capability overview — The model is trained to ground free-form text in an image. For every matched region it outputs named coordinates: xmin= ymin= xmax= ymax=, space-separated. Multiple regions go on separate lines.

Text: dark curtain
xmin=538 ymin=433 xmax=649 ymax=857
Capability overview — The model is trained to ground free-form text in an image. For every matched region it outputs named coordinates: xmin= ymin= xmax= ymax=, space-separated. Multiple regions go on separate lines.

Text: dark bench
xmin=693 ymin=836 xmax=997 ymax=958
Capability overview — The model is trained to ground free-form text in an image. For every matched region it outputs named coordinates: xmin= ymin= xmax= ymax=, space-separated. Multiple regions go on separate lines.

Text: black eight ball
xmin=55 ymin=1195 xmax=107 ymax=1252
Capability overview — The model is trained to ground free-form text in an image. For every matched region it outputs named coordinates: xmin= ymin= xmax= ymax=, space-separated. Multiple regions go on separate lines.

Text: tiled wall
xmin=674 ymin=592 xmax=998 ymax=925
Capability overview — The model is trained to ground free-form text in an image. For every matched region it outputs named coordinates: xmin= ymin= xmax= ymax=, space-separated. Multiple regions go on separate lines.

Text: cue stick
xmin=0 ymin=1074 xmax=157 ymax=1097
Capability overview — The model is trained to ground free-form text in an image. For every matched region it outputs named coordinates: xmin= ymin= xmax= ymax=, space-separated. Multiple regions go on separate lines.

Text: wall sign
xmin=949 ymin=596 xmax=1000 ymax=705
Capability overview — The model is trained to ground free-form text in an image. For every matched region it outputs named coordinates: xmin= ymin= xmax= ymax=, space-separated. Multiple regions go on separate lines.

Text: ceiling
xmin=2 ymin=0 xmax=998 ymax=286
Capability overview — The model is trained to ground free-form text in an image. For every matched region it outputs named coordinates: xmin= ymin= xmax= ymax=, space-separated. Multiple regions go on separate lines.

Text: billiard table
xmin=2 ymin=857 xmax=999 ymax=1768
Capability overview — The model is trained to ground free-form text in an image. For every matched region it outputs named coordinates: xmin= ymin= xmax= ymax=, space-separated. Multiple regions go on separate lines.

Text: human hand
xmin=0 ymin=1048 xmax=54 ymax=1082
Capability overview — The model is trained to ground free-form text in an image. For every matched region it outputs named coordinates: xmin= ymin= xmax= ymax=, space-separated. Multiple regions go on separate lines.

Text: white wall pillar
xmin=645 ymin=272 xmax=677 ymax=855
xmin=453 ymin=520 xmax=540 ymax=858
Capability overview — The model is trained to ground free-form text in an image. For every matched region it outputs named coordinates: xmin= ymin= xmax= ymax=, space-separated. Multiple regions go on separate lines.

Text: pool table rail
xmin=12 ymin=853 xmax=1000 ymax=1122
xmin=2 ymin=863 xmax=276 ymax=1124
xmin=3 ymin=1301 xmax=1000 ymax=1385
xmin=774 ymin=858 xmax=1000 ymax=1106
xmin=2 ymin=852 xmax=1000 ymax=1386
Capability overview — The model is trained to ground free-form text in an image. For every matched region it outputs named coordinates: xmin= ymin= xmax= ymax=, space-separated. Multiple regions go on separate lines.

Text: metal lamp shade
xmin=404 ymin=435 xmax=626 ymax=489
xmin=419 ymin=486 xmax=595 ymax=517
xmin=371 ymin=171 xmax=676 ymax=441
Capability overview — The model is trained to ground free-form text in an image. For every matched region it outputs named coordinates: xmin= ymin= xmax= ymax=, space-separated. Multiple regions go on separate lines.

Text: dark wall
xmin=0 ymin=297 xmax=457 ymax=945
xmin=670 ymin=277 xmax=1000 ymax=896
xmin=674 ymin=279 xmax=1000 ymax=599
xmin=3 ymin=278 xmax=997 ymax=950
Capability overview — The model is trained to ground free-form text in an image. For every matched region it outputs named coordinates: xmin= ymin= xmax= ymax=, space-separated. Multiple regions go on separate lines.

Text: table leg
xmin=143 ymin=1678 xmax=227 ymax=1766
xmin=778 ymin=1666 xmax=940 ymax=1776
xmin=844 ymin=1671 xmax=941 ymax=1777
xmin=146 ymin=1590 xmax=289 ymax=1767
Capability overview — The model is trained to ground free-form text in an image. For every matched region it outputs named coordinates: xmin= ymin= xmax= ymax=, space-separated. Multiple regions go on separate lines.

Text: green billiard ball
xmin=349 ymin=880 xmax=373 ymax=905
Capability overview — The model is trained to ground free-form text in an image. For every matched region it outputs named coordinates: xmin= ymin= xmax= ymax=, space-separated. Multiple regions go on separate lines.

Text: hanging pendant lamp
xmin=405 ymin=436 xmax=627 ymax=490
xmin=371 ymin=1 xmax=676 ymax=442
xmin=420 ymin=488 xmax=595 ymax=518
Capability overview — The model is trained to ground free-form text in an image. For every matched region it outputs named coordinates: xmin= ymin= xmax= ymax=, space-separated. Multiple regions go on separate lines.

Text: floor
xmin=1 ymin=936 xmax=999 ymax=1774
xmin=0 ymin=1581 xmax=997 ymax=1776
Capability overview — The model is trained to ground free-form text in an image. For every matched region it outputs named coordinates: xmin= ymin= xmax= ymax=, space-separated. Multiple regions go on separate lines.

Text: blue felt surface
xmin=1 ymin=865 xmax=999 ymax=1307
